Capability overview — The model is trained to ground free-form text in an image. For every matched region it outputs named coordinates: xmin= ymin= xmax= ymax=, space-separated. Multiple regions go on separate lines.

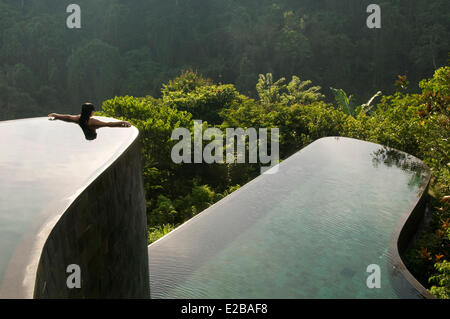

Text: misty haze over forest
xmin=0 ymin=0 xmax=448 ymax=120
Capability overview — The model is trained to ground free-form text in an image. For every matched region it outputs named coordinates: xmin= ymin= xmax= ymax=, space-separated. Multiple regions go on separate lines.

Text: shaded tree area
xmin=0 ymin=0 xmax=448 ymax=120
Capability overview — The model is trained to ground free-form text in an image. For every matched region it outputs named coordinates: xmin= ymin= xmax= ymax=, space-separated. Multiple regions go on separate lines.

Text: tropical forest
xmin=0 ymin=0 xmax=448 ymax=298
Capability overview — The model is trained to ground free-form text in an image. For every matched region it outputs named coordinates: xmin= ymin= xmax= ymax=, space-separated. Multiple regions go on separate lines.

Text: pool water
xmin=148 ymin=137 xmax=429 ymax=299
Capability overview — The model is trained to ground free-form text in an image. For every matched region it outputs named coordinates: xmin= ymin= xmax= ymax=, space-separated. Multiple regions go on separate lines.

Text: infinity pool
xmin=0 ymin=117 xmax=138 ymax=297
xmin=148 ymin=137 xmax=430 ymax=299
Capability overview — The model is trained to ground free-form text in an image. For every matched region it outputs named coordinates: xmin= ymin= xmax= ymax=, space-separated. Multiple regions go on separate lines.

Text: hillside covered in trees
xmin=0 ymin=0 xmax=448 ymax=120
xmin=0 ymin=0 xmax=448 ymax=298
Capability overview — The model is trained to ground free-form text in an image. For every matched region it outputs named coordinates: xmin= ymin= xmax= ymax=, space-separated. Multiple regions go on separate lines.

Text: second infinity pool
xmin=148 ymin=137 xmax=429 ymax=299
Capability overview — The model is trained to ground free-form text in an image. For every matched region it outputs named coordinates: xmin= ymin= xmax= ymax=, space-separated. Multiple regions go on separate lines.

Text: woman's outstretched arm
xmin=89 ymin=118 xmax=131 ymax=128
xmin=48 ymin=113 xmax=79 ymax=123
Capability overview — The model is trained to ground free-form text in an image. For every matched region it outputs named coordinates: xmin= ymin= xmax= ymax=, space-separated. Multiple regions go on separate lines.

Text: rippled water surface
xmin=148 ymin=137 xmax=428 ymax=299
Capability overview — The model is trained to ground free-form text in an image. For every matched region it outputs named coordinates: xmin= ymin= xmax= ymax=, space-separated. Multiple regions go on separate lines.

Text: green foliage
xmin=149 ymin=195 xmax=177 ymax=225
xmin=101 ymin=76 xmax=252 ymax=242
xmin=163 ymin=81 xmax=242 ymax=125
xmin=148 ymin=224 xmax=177 ymax=245
xmin=190 ymin=185 xmax=215 ymax=211
xmin=162 ymin=70 xmax=213 ymax=95
xmin=67 ymin=39 xmax=122 ymax=105
xmin=430 ymin=261 xmax=450 ymax=299
xmin=271 ymin=102 xmax=348 ymax=157
xmin=256 ymin=73 xmax=323 ymax=108
xmin=330 ymin=87 xmax=358 ymax=117
xmin=1 ymin=0 xmax=449 ymax=121
xmin=220 ymin=96 xmax=269 ymax=129
xmin=100 ymin=95 xmax=195 ymax=207
xmin=418 ymin=66 xmax=450 ymax=116
xmin=256 ymin=73 xmax=289 ymax=107
xmin=283 ymin=76 xmax=324 ymax=105
xmin=405 ymin=200 xmax=449 ymax=286
xmin=121 ymin=48 xmax=165 ymax=97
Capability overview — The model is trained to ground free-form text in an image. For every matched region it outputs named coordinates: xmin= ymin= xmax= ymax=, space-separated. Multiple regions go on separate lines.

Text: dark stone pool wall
xmin=33 ymin=139 xmax=150 ymax=299
xmin=389 ymin=176 xmax=435 ymax=299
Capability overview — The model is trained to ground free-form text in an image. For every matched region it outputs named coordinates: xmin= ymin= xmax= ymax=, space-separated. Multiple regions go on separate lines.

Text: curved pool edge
xmin=388 ymin=160 xmax=435 ymax=299
xmin=0 ymin=117 xmax=149 ymax=299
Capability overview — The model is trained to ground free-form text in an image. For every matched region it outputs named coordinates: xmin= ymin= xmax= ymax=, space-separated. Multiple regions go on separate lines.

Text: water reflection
xmin=79 ymin=123 xmax=98 ymax=140
xmin=48 ymin=119 xmax=98 ymax=141
xmin=371 ymin=146 xmax=427 ymax=191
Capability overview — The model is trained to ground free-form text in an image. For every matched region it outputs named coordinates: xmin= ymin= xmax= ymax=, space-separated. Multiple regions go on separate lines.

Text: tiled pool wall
xmin=33 ymin=139 xmax=150 ymax=298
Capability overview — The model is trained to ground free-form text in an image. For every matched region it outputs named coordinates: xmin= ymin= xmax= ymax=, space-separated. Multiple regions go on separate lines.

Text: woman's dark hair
xmin=79 ymin=103 xmax=95 ymax=126
xmin=79 ymin=103 xmax=97 ymax=140
xmin=79 ymin=124 xmax=97 ymax=140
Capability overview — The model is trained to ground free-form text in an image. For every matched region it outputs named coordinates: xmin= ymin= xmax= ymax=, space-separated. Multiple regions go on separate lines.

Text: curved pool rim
xmin=384 ymin=143 xmax=434 ymax=299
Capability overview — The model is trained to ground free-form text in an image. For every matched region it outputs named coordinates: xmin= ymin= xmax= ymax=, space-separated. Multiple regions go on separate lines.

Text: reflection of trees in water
xmin=372 ymin=147 xmax=427 ymax=191
xmin=79 ymin=123 xmax=97 ymax=140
